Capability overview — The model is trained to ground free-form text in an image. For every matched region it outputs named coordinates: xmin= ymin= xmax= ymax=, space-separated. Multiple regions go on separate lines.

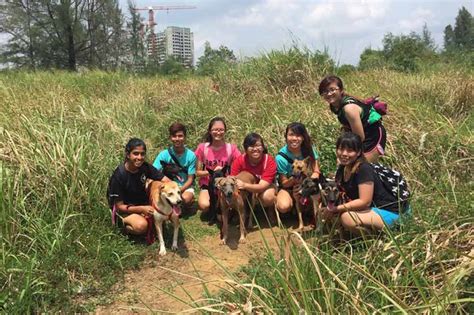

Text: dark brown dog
xmin=215 ymin=171 xmax=256 ymax=245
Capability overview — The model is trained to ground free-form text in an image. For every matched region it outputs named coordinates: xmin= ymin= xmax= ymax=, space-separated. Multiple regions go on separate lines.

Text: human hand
xmin=142 ymin=206 xmax=155 ymax=216
xmin=214 ymin=165 xmax=223 ymax=171
xmin=235 ymin=179 xmax=246 ymax=190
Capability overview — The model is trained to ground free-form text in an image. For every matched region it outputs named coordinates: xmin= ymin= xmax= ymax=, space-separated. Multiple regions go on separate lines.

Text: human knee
xmin=276 ymin=199 xmax=292 ymax=213
xmin=131 ymin=219 xmax=148 ymax=234
xmin=182 ymin=192 xmax=194 ymax=205
xmin=340 ymin=212 xmax=359 ymax=230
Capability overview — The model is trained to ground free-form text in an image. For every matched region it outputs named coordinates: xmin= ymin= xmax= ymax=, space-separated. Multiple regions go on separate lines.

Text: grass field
xmin=0 ymin=55 xmax=472 ymax=312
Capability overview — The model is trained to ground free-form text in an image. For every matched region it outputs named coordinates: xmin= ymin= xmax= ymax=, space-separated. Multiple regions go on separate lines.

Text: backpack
xmin=370 ymin=163 xmax=410 ymax=210
xmin=364 ymin=96 xmax=388 ymax=116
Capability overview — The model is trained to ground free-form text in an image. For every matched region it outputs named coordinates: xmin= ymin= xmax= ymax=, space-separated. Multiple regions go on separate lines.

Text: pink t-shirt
xmin=195 ymin=142 xmax=241 ymax=187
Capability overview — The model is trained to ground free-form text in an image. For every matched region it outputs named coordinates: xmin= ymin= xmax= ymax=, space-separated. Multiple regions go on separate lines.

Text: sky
xmin=122 ymin=0 xmax=473 ymax=65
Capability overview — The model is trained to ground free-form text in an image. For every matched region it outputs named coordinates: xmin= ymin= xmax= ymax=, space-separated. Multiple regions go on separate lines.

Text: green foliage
xmin=159 ymin=56 xmax=187 ymax=75
xmin=0 ymin=0 xmax=125 ymax=70
xmin=444 ymin=6 xmax=474 ymax=52
xmin=196 ymin=41 xmax=237 ymax=76
xmin=358 ymin=48 xmax=387 ymax=70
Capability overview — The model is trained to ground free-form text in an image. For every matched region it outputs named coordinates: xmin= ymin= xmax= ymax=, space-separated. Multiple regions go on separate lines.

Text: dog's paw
xmin=159 ymin=248 xmax=167 ymax=256
xmin=220 ymin=238 xmax=227 ymax=245
xmin=171 ymin=244 xmax=178 ymax=251
xmin=238 ymin=237 xmax=246 ymax=244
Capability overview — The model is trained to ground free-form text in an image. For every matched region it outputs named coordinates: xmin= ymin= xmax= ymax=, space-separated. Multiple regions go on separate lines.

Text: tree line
xmin=0 ymin=2 xmax=472 ymax=73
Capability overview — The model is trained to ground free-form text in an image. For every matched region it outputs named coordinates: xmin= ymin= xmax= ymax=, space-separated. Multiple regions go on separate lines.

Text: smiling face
xmin=322 ymin=82 xmax=343 ymax=106
xmin=336 ymin=146 xmax=360 ymax=166
xmin=127 ymin=145 xmax=146 ymax=170
xmin=246 ymin=140 xmax=264 ymax=162
xmin=210 ymin=121 xmax=226 ymax=142
xmin=286 ymin=129 xmax=304 ymax=153
xmin=170 ymin=131 xmax=185 ymax=150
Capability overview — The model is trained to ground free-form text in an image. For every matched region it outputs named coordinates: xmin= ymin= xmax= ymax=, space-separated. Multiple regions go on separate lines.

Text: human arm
xmin=236 ymin=178 xmax=272 ymax=193
xmin=115 ymin=200 xmax=155 ymax=216
xmin=344 ymin=104 xmax=365 ymax=142
xmin=333 ymin=182 xmax=373 ymax=212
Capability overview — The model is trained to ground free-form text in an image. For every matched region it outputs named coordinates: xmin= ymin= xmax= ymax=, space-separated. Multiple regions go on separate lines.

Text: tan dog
xmin=291 ymin=156 xmax=313 ymax=231
xmin=148 ymin=180 xmax=182 ymax=256
xmin=215 ymin=171 xmax=256 ymax=245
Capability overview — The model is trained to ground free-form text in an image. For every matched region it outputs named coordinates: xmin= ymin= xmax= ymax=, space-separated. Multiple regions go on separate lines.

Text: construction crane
xmin=133 ymin=5 xmax=196 ymax=56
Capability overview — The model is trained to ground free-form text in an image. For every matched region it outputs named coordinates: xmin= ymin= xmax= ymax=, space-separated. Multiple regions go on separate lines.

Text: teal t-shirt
xmin=152 ymin=147 xmax=196 ymax=186
xmin=276 ymin=145 xmax=319 ymax=177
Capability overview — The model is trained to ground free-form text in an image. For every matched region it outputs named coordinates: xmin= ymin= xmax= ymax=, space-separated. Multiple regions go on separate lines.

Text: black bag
xmin=371 ymin=163 xmax=410 ymax=210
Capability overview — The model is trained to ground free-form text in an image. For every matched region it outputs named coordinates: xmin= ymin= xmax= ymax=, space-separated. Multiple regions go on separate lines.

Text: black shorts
xmin=364 ymin=123 xmax=387 ymax=155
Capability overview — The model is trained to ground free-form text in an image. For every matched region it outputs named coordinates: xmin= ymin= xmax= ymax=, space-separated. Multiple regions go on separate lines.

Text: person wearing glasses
xmin=318 ymin=75 xmax=387 ymax=163
xmin=230 ymin=133 xmax=277 ymax=214
xmin=195 ymin=117 xmax=241 ymax=222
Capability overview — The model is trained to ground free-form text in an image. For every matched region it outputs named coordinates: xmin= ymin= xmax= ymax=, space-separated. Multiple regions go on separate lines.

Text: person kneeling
xmin=323 ymin=132 xmax=410 ymax=235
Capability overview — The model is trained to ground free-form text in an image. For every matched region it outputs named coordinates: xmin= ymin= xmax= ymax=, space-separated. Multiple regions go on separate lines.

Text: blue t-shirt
xmin=276 ymin=145 xmax=319 ymax=177
xmin=152 ymin=147 xmax=196 ymax=186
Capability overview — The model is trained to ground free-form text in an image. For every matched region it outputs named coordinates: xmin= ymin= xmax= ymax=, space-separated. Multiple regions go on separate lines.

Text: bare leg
xmin=340 ymin=209 xmax=385 ymax=235
xmin=198 ymin=190 xmax=210 ymax=212
xmin=122 ymin=214 xmax=148 ymax=235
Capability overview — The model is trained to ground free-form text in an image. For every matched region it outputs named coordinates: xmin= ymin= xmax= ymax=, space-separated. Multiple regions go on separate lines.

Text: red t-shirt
xmin=230 ymin=154 xmax=276 ymax=184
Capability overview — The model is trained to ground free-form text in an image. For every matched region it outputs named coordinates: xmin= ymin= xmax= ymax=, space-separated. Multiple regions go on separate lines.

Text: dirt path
xmin=95 ymin=225 xmax=285 ymax=313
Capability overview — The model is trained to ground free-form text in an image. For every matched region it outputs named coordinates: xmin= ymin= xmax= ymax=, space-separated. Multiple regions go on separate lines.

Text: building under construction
xmin=135 ymin=6 xmax=195 ymax=68
xmin=156 ymin=26 xmax=194 ymax=68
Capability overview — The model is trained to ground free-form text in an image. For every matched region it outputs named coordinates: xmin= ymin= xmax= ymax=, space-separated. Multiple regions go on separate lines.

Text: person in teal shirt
xmin=276 ymin=122 xmax=320 ymax=215
xmin=153 ymin=123 xmax=196 ymax=207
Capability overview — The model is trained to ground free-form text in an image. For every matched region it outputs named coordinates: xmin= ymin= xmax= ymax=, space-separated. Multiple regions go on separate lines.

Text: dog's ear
xmin=145 ymin=178 xmax=154 ymax=191
xmin=214 ymin=177 xmax=224 ymax=188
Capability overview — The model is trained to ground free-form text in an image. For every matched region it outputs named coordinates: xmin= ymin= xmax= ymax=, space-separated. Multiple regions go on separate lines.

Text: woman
xmin=230 ymin=133 xmax=277 ymax=210
xmin=318 ymin=75 xmax=386 ymax=163
xmin=108 ymin=138 xmax=165 ymax=236
xmin=324 ymin=132 xmax=409 ymax=234
xmin=276 ymin=122 xmax=320 ymax=214
xmin=195 ymin=117 xmax=241 ymax=217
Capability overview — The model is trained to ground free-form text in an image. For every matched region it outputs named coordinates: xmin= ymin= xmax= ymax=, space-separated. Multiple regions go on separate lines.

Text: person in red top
xmin=230 ymin=133 xmax=277 ymax=210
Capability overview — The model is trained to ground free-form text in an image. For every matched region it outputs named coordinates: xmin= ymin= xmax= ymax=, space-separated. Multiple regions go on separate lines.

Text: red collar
xmin=149 ymin=194 xmax=172 ymax=220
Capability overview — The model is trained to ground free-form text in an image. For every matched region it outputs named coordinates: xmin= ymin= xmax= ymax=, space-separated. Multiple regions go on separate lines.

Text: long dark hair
xmin=124 ymin=138 xmax=146 ymax=162
xmin=203 ymin=117 xmax=227 ymax=144
xmin=243 ymin=133 xmax=268 ymax=154
xmin=285 ymin=122 xmax=314 ymax=160
xmin=336 ymin=132 xmax=367 ymax=174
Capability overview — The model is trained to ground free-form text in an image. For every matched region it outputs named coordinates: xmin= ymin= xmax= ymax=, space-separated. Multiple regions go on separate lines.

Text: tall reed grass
xmin=0 ymin=55 xmax=472 ymax=312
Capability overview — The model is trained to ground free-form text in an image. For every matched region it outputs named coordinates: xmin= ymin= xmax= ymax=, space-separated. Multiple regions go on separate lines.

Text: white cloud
xmin=398 ymin=8 xmax=434 ymax=31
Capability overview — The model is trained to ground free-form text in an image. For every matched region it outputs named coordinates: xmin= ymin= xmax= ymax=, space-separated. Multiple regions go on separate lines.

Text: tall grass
xmin=0 ymin=54 xmax=472 ymax=312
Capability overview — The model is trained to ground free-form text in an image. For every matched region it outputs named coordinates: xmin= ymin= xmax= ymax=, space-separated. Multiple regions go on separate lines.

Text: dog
xmin=207 ymin=166 xmax=229 ymax=224
xmin=148 ymin=180 xmax=182 ymax=256
xmin=215 ymin=171 xmax=256 ymax=245
xmin=300 ymin=174 xmax=328 ymax=230
xmin=291 ymin=156 xmax=314 ymax=231
xmin=319 ymin=178 xmax=342 ymax=211
xmin=160 ymin=160 xmax=184 ymax=182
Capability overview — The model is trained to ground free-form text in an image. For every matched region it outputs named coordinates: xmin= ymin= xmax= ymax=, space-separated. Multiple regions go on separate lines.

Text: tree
xmin=444 ymin=6 xmax=474 ymax=51
xmin=126 ymin=0 xmax=145 ymax=72
xmin=421 ymin=23 xmax=436 ymax=51
xmin=196 ymin=41 xmax=237 ymax=75
xmin=358 ymin=48 xmax=386 ymax=70
xmin=0 ymin=0 xmax=125 ymax=70
xmin=159 ymin=56 xmax=185 ymax=75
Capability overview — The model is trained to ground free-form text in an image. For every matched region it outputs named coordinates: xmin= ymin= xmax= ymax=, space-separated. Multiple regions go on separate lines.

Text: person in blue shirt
xmin=276 ymin=122 xmax=320 ymax=215
xmin=153 ymin=123 xmax=197 ymax=207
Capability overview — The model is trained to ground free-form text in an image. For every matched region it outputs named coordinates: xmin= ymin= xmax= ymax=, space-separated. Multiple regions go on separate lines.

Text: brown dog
xmin=148 ymin=180 xmax=182 ymax=256
xmin=215 ymin=171 xmax=256 ymax=245
xmin=291 ymin=156 xmax=313 ymax=231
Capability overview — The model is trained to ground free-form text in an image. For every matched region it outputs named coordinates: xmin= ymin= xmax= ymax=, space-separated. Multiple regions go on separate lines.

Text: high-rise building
xmin=156 ymin=26 xmax=194 ymax=68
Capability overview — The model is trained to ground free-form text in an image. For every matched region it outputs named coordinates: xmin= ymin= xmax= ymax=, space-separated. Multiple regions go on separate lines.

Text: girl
xmin=325 ymin=132 xmax=409 ymax=234
xmin=276 ymin=122 xmax=320 ymax=214
xmin=231 ymin=133 xmax=277 ymax=209
xmin=318 ymin=75 xmax=387 ymax=163
xmin=195 ymin=117 xmax=241 ymax=218
xmin=108 ymin=138 xmax=165 ymax=235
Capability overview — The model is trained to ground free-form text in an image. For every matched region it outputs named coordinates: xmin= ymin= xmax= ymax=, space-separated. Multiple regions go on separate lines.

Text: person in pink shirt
xmin=230 ymin=133 xmax=277 ymax=215
xmin=195 ymin=117 xmax=241 ymax=222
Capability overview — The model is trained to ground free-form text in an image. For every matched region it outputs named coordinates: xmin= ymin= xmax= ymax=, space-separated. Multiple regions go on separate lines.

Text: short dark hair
xmin=243 ymin=132 xmax=268 ymax=154
xmin=169 ymin=122 xmax=187 ymax=136
xmin=318 ymin=75 xmax=344 ymax=95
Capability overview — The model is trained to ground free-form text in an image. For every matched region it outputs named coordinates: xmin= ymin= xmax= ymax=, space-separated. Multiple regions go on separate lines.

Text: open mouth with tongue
xmin=172 ymin=205 xmax=181 ymax=216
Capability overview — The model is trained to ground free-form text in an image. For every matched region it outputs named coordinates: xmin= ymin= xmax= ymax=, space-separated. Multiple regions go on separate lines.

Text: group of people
xmin=108 ymin=75 xmax=410 ymax=240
